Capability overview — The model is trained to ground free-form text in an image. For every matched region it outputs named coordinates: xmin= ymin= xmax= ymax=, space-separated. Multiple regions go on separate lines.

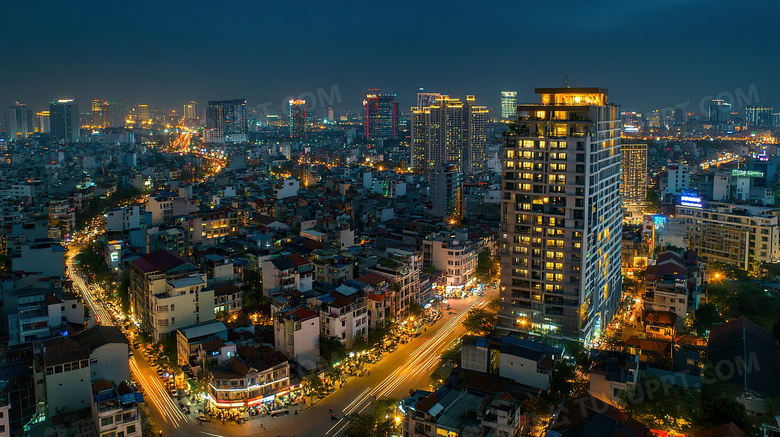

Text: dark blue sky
xmin=3 ymin=0 xmax=778 ymax=115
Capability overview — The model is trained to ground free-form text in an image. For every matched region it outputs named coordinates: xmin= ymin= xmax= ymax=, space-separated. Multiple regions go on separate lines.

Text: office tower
xmin=463 ymin=96 xmax=489 ymax=173
xmin=411 ymin=95 xmax=488 ymax=174
xmin=708 ymin=99 xmax=731 ymax=125
xmin=6 ymin=103 xmax=33 ymax=140
xmin=500 ymin=91 xmax=517 ymax=120
xmin=49 ymin=99 xmax=79 ymax=143
xmin=745 ymin=106 xmax=774 ymax=128
xmin=36 ymin=111 xmax=50 ymax=134
xmin=364 ymin=91 xmax=399 ymax=139
xmin=416 ymin=89 xmax=441 ymax=111
xmin=205 ymin=99 xmax=248 ymax=144
xmin=136 ymin=104 xmax=151 ymax=124
xmin=499 ymin=87 xmax=622 ymax=341
xmin=90 ymin=99 xmax=109 ymax=128
xmin=430 ymin=163 xmax=462 ymax=219
xmin=183 ymin=101 xmax=200 ymax=127
xmin=620 ymin=144 xmax=647 ymax=212
xmin=289 ymin=99 xmax=306 ymax=139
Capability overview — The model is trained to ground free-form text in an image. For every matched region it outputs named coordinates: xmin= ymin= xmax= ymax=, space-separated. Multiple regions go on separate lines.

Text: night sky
xmin=3 ymin=0 xmax=778 ymax=115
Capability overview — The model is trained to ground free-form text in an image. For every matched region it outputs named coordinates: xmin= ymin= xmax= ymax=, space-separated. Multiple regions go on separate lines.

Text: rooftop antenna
xmin=564 ymin=75 xmax=569 ymax=88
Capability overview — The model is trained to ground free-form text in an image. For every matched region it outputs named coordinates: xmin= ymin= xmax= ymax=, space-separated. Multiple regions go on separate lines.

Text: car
xmin=270 ymin=409 xmax=290 ymax=417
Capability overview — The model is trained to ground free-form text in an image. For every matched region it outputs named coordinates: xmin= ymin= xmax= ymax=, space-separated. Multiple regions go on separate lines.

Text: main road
xmin=68 ymin=239 xmax=496 ymax=437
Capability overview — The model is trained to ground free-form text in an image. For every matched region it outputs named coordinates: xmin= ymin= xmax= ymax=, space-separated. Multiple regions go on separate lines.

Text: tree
xmin=116 ymin=270 xmax=131 ymax=313
xmin=351 ymin=335 xmax=369 ymax=354
xmin=368 ymin=321 xmax=394 ymax=349
xmin=319 ymin=335 xmax=347 ymax=366
xmin=622 ymin=375 xmax=701 ymax=434
xmin=475 ymin=248 xmax=499 ymax=284
xmin=701 ymin=396 xmax=750 ymax=431
xmin=462 ymin=307 xmax=498 ymax=337
xmin=242 ymin=268 xmax=265 ymax=308
xmin=693 ymin=303 xmax=723 ymax=334
xmin=408 ymin=301 xmax=424 ymax=318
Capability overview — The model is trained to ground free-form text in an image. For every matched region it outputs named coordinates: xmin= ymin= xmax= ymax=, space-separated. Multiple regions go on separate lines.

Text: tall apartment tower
xmin=289 ymin=99 xmax=306 ymax=139
xmin=500 ymin=91 xmax=517 ymax=120
xmin=499 ymin=87 xmax=622 ymax=342
xmin=6 ymin=103 xmax=33 ymax=140
xmin=410 ymin=95 xmax=488 ymax=174
xmin=91 ymin=99 xmax=110 ymax=128
xmin=416 ymin=89 xmax=440 ymax=111
xmin=49 ymin=99 xmax=79 ymax=143
xmin=620 ymin=143 xmax=648 ymax=213
xmin=364 ymin=91 xmax=399 ymax=140
xmin=205 ymin=99 xmax=248 ymax=144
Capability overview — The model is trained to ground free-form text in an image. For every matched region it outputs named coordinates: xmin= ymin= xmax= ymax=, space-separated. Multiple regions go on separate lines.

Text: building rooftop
xmin=178 ymin=320 xmax=227 ymax=340
xmin=168 ymin=275 xmax=205 ymax=289
xmin=130 ymin=249 xmax=194 ymax=274
xmin=74 ymin=325 xmax=128 ymax=351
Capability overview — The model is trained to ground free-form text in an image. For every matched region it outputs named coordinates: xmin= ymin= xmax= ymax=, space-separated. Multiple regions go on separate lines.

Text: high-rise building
xmin=36 ymin=111 xmax=50 ymax=134
xmin=49 ymin=99 xmax=79 ymax=143
xmin=183 ymin=101 xmax=201 ymax=127
xmin=364 ymin=91 xmax=399 ymax=139
xmin=416 ymin=89 xmax=440 ymax=111
xmin=205 ymin=99 xmax=248 ymax=144
xmin=464 ymin=96 xmax=489 ymax=173
xmin=90 ymin=99 xmax=109 ymax=128
xmin=289 ymin=99 xmax=306 ymax=139
xmin=499 ymin=87 xmax=622 ymax=341
xmin=708 ymin=99 xmax=731 ymax=126
xmin=620 ymin=143 xmax=647 ymax=212
xmin=6 ymin=103 xmax=33 ymax=140
xmin=500 ymin=91 xmax=517 ymax=120
xmin=745 ymin=106 xmax=774 ymax=128
xmin=430 ymin=163 xmax=462 ymax=219
xmin=136 ymin=104 xmax=151 ymax=124
xmin=410 ymin=94 xmax=488 ymax=174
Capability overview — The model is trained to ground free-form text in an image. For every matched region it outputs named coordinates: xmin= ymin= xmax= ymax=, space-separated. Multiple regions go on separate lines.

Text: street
xmin=67 ymin=238 xmax=497 ymax=437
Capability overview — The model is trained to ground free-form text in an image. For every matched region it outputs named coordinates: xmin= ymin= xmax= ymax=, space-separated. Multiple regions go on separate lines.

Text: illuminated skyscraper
xmin=745 ymin=106 xmax=774 ymax=128
xmin=91 ymin=99 xmax=109 ymax=128
xmin=137 ymin=104 xmax=151 ymax=124
xmin=289 ymin=99 xmax=306 ymax=139
xmin=500 ymin=91 xmax=517 ymax=120
xmin=416 ymin=89 xmax=440 ymax=111
xmin=184 ymin=101 xmax=201 ymax=127
xmin=410 ymin=94 xmax=488 ymax=174
xmin=6 ymin=103 xmax=33 ymax=140
xmin=500 ymin=87 xmax=622 ymax=341
xmin=205 ymin=99 xmax=248 ymax=144
xmin=708 ymin=99 xmax=731 ymax=125
xmin=364 ymin=91 xmax=399 ymax=139
xmin=36 ymin=111 xmax=50 ymax=134
xmin=49 ymin=99 xmax=79 ymax=143
xmin=620 ymin=143 xmax=647 ymax=213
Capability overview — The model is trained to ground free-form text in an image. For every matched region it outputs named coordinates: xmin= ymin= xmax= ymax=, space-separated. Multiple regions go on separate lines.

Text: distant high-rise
xmin=137 ymin=104 xmax=151 ymax=124
xmin=416 ymin=89 xmax=441 ymax=111
xmin=430 ymin=163 xmax=462 ymax=219
xmin=364 ymin=91 xmax=399 ymax=140
xmin=36 ymin=111 xmax=50 ymax=134
xmin=205 ymin=99 xmax=248 ymax=144
xmin=621 ymin=143 xmax=648 ymax=212
xmin=184 ymin=101 xmax=201 ymax=127
xmin=745 ymin=106 xmax=774 ymax=128
xmin=289 ymin=99 xmax=306 ymax=139
xmin=500 ymin=91 xmax=517 ymax=120
xmin=500 ymin=87 xmax=622 ymax=341
xmin=91 ymin=99 xmax=109 ymax=128
xmin=6 ymin=103 xmax=33 ymax=140
xmin=49 ymin=99 xmax=79 ymax=143
xmin=708 ymin=99 xmax=731 ymax=126
xmin=410 ymin=94 xmax=488 ymax=174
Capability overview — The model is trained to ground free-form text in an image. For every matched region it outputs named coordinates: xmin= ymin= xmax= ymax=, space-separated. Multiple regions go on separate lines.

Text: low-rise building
xmin=11 ymin=240 xmax=66 ymax=277
xmin=318 ymin=286 xmax=368 ymax=349
xmin=207 ymin=346 xmax=289 ymax=414
xmin=91 ymin=380 xmax=142 ymax=437
xmin=274 ymin=307 xmax=320 ymax=370
xmin=588 ymin=351 xmax=639 ymax=407
xmin=176 ymin=320 xmax=233 ymax=375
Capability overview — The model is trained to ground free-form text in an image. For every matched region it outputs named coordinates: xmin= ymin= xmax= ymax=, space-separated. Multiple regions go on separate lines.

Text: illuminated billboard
xmin=679 ymin=190 xmax=703 ymax=208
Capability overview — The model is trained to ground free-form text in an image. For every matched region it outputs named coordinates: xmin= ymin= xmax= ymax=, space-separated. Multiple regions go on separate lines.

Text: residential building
xmin=402 ymin=386 xmax=524 ymax=437
xmin=642 ymin=250 xmax=705 ymax=326
xmin=548 ymin=393 xmax=653 ymax=437
xmin=318 ymin=286 xmax=368 ymax=348
xmin=500 ymin=87 xmax=623 ymax=341
xmin=6 ymin=103 xmax=33 ymax=140
xmin=587 ymin=351 xmax=639 ymax=407
xmin=205 ymin=99 xmax=248 ymax=144
xmin=105 ymin=206 xmax=141 ymax=232
xmin=289 ymin=99 xmax=306 ymax=139
xmin=33 ymin=337 xmax=92 ymax=416
xmin=364 ymin=91 xmax=399 ymax=140
xmin=176 ymin=320 xmax=233 ymax=375
xmin=207 ymin=346 xmax=290 ymax=413
xmin=90 ymin=380 xmax=142 ymax=437
xmin=7 ymin=289 xmax=84 ymax=346
xmin=500 ymin=91 xmax=517 ymax=121
xmin=497 ymin=339 xmax=560 ymax=390
xmin=311 ymin=249 xmax=354 ymax=286
xmin=213 ymin=283 xmax=242 ymax=315
xmin=74 ymin=326 xmax=130 ymax=385
xmin=663 ymin=164 xmax=690 ymax=197
xmin=676 ymin=202 xmax=779 ymax=273
xmin=48 ymin=199 xmax=76 ymax=231
xmin=49 ymin=99 xmax=79 ymax=143
xmin=745 ymin=106 xmax=774 ymax=128
xmin=430 ymin=163 xmax=462 ymax=219
xmin=460 ymin=336 xmax=499 ymax=375
xmin=129 ymin=249 xmax=212 ymax=341
xmin=354 ymin=273 xmax=392 ymax=329
xmin=422 ymin=233 xmax=478 ymax=292
xmin=367 ymin=248 xmax=421 ymax=318
xmin=274 ymin=307 xmax=320 ymax=370
xmin=620 ymin=143 xmax=647 ymax=215
xmin=262 ymin=254 xmax=313 ymax=297
xmin=11 ymin=240 xmax=66 ymax=277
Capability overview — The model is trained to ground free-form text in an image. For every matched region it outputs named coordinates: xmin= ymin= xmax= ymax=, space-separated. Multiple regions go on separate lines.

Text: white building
xmin=151 ymin=274 xmax=214 ymax=340
xmin=319 ymin=287 xmax=368 ymax=349
xmin=274 ymin=307 xmax=320 ymax=370
xmin=262 ymin=254 xmax=313 ymax=297
xmin=34 ymin=337 xmax=92 ymax=416
xmin=75 ymin=326 xmax=130 ymax=385
xmin=423 ymin=234 xmax=478 ymax=291
xmin=91 ymin=380 xmax=142 ymax=437
xmin=663 ymin=164 xmax=690 ymax=197
xmin=105 ymin=205 xmax=141 ymax=232
xmin=276 ymin=179 xmax=299 ymax=199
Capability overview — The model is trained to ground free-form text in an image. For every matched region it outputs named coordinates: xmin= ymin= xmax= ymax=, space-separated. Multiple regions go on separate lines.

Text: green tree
xmin=622 ymin=375 xmax=701 ymax=434
xmin=474 ymin=248 xmax=499 ymax=284
xmin=408 ymin=301 xmax=424 ymax=318
xmin=242 ymin=268 xmax=265 ymax=308
xmin=462 ymin=307 xmax=498 ymax=337
xmin=693 ymin=303 xmax=723 ymax=335
xmin=319 ymin=335 xmax=347 ymax=365
xmin=351 ymin=335 xmax=369 ymax=353
xmin=646 ymin=188 xmax=660 ymax=213
xmin=116 ymin=270 xmax=131 ymax=313
xmin=701 ymin=396 xmax=750 ymax=431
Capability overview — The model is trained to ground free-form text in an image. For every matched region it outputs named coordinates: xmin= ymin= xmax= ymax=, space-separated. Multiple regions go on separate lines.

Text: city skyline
xmin=1 ymin=1 xmax=778 ymax=115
